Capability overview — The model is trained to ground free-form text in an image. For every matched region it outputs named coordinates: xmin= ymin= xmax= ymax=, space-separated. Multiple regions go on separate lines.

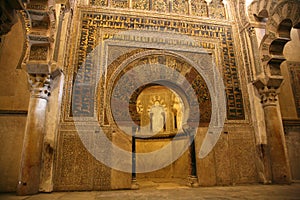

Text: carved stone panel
xmin=288 ymin=62 xmax=300 ymax=118
xmin=172 ymin=0 xmax=188 ymax=15
xmin=111 ymin=0 xmax=129 ymax=8
xmin=29 ymin=45 xmax=48 ymax=60
xmin=90 ymin=0 xmax=108 ymax=6
xmin=153 ymin=0 xmax=169 ymax=12
xmin=191 ymin=0 xmax=208 ymax=17
xmin=132 ymin=0 xmax=150 ymax=10
xmin=208 ymin=0 xmax=226 ymax=19
xmin=54 ymin=130 xmax=111 ymax=191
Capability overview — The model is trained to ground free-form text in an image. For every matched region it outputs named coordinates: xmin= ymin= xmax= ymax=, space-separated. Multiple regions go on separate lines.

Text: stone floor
xmin=1 ymin=181 xmax=300 ymax=200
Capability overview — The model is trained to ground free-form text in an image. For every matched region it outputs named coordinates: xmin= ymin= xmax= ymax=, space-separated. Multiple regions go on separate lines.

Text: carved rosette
xmin=28 ymin=74 xmax=51 ymax=100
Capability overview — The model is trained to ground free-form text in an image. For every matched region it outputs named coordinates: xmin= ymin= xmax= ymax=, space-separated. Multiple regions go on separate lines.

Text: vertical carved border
xmin=288 ymin=62 xmax=300 ymax=118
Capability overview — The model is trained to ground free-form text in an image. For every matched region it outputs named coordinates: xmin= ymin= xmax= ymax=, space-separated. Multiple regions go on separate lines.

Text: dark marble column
xmin=131 ymin=126 xmax=139 ymax=189
xmin=184 ymin=126 xmax=199 ymax=187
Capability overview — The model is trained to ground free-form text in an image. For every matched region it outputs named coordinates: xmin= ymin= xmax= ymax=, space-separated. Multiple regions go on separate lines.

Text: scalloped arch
xmin=248 ymin=0 xmax=278 ymax=22
xmin=259 ymin=0 xmax=300 ymax=78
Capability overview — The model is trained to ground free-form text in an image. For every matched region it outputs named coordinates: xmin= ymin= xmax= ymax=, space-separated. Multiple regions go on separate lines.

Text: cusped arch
xmin=248 ymin=0 xmax=277 ymax=22
xmin=128 ymin=81 xmax=192 ymax=129
xmin=258 ymin=0 xmax=300 ymax=78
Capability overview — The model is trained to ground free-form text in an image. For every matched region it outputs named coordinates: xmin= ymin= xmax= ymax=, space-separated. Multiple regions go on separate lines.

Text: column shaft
xmin=263 ymin=104 xmax=291 ymax=183
xmin=17 ymin=74 xmax=50 ymax=195
xmin=17 ymin=97 xmax=47 ymax=195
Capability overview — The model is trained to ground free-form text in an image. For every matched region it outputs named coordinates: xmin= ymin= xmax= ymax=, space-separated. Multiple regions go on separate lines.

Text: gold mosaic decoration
xmin=69 ymin=10 xmax=245 ymax=120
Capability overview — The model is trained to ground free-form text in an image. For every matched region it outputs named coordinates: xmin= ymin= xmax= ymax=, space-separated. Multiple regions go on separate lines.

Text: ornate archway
xmin=245 ymin=0 xmax=300 ymax=184
xmin=101 ymin=49 xmax=216 ymax=187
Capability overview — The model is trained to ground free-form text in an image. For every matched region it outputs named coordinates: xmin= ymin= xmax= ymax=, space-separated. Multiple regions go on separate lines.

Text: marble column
xmin=183 ymin=126 xmax=199 ymax=187
xmin=189 ymin=131 xmax=199 ymax=187
xmin=17 ymin=74 xmax=51 ymax=195
xmin=131 ymin=126 xmax=139 ymax=190
xmin=257 ymin=85 xmax=292 ymax=184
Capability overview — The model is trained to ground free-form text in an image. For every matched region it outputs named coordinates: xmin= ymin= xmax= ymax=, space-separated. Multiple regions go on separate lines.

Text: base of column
xmin=17 ymin=181 xmax=39 ymax=196
xmin=188 ymin=176 xmax=199 ymax=187
xmin=131 ymin=179 xmax=139 ymax=190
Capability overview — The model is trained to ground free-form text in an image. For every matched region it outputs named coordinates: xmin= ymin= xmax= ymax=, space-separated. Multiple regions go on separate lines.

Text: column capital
xmin=28 ymin=74 xmax=51 ymax=100
xmin=253 ymin=76 xmax=283 ymax=107
xmin=247 ymin=26 xmax=256 ymax=36
xmin=258 ymin=86 xmax=278 ymax=107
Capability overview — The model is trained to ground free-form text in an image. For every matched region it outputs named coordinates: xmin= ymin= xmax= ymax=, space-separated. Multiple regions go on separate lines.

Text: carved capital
xmin=28 ymin=74 xmax=51 ymax=100
xmin=258 ymin=86 xmax=278 ymax=107
xmin=253 ymin=76 xmax=283 ymax=107
xmin=248 ymin=26 xmax=256 ymax=36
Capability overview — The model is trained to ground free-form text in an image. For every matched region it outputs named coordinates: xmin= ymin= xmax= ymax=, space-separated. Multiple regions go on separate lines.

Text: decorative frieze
xmin=26 ymin=4 xmax=47 ymax=10
xmin=88 ymin=0 xmax=227 ymax=20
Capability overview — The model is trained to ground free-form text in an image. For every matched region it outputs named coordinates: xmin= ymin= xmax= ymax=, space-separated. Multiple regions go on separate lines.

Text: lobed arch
xmin=247 ymin=0 xmax=277 ymax=23
xmin=258 ymin=0 xmax=300 ymax=80
xmin=242 ymin=0 xmax=300 ymax=80
xmin=128 ymin=81 xmax=192 ymax=129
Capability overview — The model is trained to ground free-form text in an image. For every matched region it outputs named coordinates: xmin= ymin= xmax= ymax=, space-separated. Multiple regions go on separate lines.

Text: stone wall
xmin=0 ymin=16 xmax=29 ymax=192
xmin=0 ymin=115 xmax=26 ymax=192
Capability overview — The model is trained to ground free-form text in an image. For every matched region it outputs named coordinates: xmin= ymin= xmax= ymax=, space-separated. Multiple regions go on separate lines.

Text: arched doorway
xmin=105 ymin=50 xmax=214 ymax=188
xmin=134 ymin=84 xmax=191 ymax=187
